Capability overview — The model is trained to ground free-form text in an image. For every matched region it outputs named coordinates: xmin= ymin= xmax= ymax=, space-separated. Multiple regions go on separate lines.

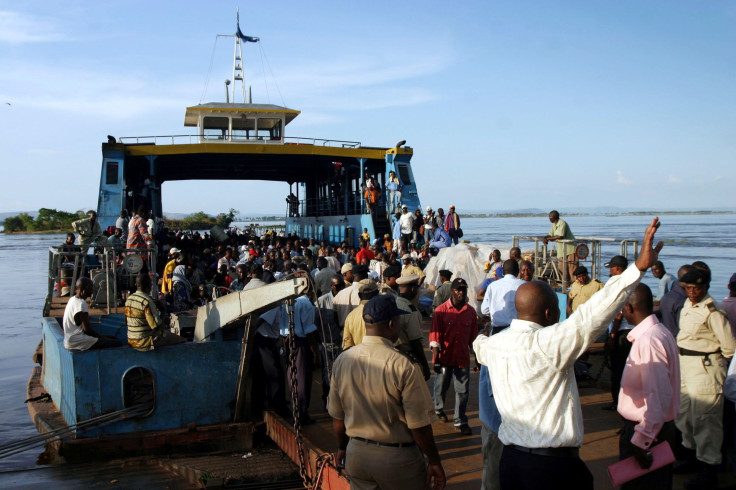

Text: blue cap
xmin=363 ymin=295 xmax=409 ymax=324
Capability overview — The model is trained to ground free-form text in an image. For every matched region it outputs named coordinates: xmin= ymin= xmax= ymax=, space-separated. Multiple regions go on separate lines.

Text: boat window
xmin=105 ymin=161 xmax=119 ymax=185
xmin=231 ymin=115 xmax=254 ymax=141
xmin=122 ymin=366 xmax=155 ymax=418
xmin=397 ymin=164 xmax=412 ymax=186
xmin=256 ymin=118 xmax=283 ymax=140
xmin=202 ymin=116 xmax=230 ymax=140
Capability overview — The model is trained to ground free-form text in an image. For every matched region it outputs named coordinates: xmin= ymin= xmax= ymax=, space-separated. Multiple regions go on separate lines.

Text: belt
xmin=508 ymin=444 xmax=579 ymax=458
xmin=351 ymin=437 xmax=415 ymax=448
xmin=679 ymin=348 xmax=720 ymax=357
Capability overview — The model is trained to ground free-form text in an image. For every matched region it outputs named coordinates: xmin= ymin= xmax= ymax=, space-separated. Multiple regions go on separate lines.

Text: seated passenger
xmin=429 ymin=227 xmax=452 ymax=251
xmin=63 ymin=278 xmax=122 ymax=351
xmin=126 ymin=273 xmax=185 ymax=352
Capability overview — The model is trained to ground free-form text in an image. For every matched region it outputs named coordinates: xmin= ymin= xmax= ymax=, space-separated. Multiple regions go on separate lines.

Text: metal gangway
xmin=511 ymin=235 xmax=640 ymax=291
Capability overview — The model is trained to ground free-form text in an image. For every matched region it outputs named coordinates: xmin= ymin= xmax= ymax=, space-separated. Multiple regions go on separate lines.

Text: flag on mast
xmin=236 ymin=11 xmax=259 ymax=43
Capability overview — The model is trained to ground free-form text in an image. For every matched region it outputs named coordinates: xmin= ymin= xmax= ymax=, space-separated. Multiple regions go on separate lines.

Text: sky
xmin=0 ymin=0 xmax=734 ymax=216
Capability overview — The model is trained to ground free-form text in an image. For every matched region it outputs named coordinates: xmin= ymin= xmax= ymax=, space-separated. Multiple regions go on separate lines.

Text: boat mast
xmin=230 ymin=8 xmax=259 ymax=104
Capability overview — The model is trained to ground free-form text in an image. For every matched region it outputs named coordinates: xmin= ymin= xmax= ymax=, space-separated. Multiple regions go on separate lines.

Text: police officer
xmin=328 ymin=295 xmax=446 ymax=490
xmin=395 ymin=274 xmax=431 ymax=380
xmin=379 ymin=265 xmax=401 ymax=297
xmin=675 ymin=267 xmax=735 ymax=489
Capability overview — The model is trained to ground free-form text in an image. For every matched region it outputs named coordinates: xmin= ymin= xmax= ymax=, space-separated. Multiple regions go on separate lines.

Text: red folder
xmin=607 ymin=441 xmax=675 ymax=486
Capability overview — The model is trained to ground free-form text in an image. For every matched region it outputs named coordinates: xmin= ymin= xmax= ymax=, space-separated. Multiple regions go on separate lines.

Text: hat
xmin=363 ymin=295 xmax=409 ymax=324
xmin=383 ymin=265 xmax=401 ymax=278
xmin=439 ymin=269 xmax=452 ymax=279
xmin=426 ymin=206 xmax=432 ymax=212
xmin=451 ymin=278 xmax=468 ymax=290
xmin=572 ymin=265 xmax=588 ymax=276
xmin=604 ymin=255 xmax=628 ymax=269
xmin=680 ymin=268 xmax=709 ymax=286
xmin=401 ymin=253 xmax=411 ymax=260
xmin=401 ymin=204 xmax=408 ymax=209
xmin=341 ymin=263 xmax=353 ymax=274
xmin=249 ymin=249 xmax=259 ymax=256
xmin=730 ymin=273 xmax=736 ymax=287
xmin=384 ymin=234 xmax=390 ymax=238
xmin=169 ymin=247 xmax=181 ymax=255
xmin=396 ymin=274 xmax=420 ymax=286
xmin=358 ymin=278 xmax=379 ymax=295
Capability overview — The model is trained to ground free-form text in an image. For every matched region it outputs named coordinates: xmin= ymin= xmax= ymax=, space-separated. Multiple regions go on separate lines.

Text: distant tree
xmin=215 ymin=208 xmax=238 ymax=229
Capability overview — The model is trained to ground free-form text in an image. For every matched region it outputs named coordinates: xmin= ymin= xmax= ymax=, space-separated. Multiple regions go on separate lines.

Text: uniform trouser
xmin=481 ymin=423 xmax=503 ymax=490
xmin=610 ymin=332 xmax=632 ymax=405
xmin=285 ymin=335 xmax=313 ymax=421
xmin=346 ymin=438 xmax=426 ymax=490
xmin=433 ymin=366 xmax=470 ymax=425
xmin=252 ymin=334 xmax=288 ymax=416
xmin=499 ymin=445 xmax=593 ymax=490
xmin=619 ymin=419 xmax=674 ymax=489
xmin=675 ymin=353 xmax=728 ymax=465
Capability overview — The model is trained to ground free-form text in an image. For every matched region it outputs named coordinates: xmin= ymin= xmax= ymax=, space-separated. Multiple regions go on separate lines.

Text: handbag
xmin=456 ymin=228 xmax=464 ymax=238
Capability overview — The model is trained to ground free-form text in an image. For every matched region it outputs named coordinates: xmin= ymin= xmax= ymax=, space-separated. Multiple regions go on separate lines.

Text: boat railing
xmin=45 ymin=245 xmax=158 ymax=316
xmin=511 ymin=236 xmax=639 ymax=291
xmin=118 ymin=134 xmax=361 ymax=148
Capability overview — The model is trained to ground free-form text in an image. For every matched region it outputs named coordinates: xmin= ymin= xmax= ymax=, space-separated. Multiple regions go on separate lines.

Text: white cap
xmin=426 ymin=206 xmax=432 ymax=212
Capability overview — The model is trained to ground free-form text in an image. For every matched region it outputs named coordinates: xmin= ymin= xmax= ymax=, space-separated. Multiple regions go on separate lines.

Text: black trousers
xmin=499 ymin=446 xmax=593 ymax=490
xmin=252 ymin=334 xmax=288 ymax=416
xmin=285 ymin=335 xmax=313 ymax=421
xmin=611 ymin=332 xmax=633 ymax=404
xmin=619 ymin=420 xmax=674 ymax=490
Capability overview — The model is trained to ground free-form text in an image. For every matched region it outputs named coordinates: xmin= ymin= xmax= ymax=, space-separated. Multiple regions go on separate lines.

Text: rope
xmin=259 ymin=42 xmax=286 ymax=107
xmin=199 ymin=35 xmax=223 ymax=104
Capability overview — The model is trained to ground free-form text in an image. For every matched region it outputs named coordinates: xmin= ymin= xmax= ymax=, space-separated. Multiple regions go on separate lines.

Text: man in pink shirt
xmin=617 ymin=283 xmax=680 ymax=489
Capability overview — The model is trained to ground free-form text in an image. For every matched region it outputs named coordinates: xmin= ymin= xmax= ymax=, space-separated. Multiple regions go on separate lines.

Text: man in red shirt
xmin=355 ymin=241 xmax=375 ymax=265
xmin=430 ymin=278 xmax=478 ymax=435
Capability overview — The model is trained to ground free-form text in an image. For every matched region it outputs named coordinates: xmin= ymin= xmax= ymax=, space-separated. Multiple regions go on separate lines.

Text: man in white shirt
xmin=480 ymin=260 xmax=526 ymax=333
xmin=63 ymin=278 xmax=122 ymax=351
xmin=473 ymin=218 xmax=663 ymax=490
xmin=399 ymin=205 xmax=415 ymax=250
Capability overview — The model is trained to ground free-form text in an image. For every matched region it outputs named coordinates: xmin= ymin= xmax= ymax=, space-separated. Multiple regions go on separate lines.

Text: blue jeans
xmin=387 ymin=190 xmax=402 ymax=213
xmin=433 ymin=366 xmax=470 ymax=425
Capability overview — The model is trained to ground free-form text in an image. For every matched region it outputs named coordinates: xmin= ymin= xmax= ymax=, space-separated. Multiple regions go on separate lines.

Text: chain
xmin=313 ymin=453 xmax=334 ymax=489
xmin=286 ymin=299 xmax=311 ymax=488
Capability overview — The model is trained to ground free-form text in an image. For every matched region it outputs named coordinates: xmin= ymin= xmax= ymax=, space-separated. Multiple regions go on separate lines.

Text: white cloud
xmin=0 ymin=11 xmax=65 ymax=45
xmin=616 ymin=170 xmax=632 ymax=185
xmin=668 ymin=175 xmax=682 ymax=183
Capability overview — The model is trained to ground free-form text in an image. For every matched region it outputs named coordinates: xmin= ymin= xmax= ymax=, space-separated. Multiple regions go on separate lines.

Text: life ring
xmin=575 ymin=243 xmax=589 ymax=260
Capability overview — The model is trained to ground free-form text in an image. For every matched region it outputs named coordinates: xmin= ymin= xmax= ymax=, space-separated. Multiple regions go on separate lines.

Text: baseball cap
xmin=341 ymin=263 xmax=353 ymax=274
xmin=401 ymin=253 xmax=411 ymax=260
xmin=169 ymin=247 xmax=181 ymax=255
xmin=451 ymin=278 xmax=468 ymax=290
xmin=363 ymin=295 xmax=409 ymax=324
xmin=604 ymin=256 xmax=628 ymax=269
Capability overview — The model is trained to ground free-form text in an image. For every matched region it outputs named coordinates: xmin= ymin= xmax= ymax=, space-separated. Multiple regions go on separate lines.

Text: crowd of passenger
xmin=57 ymin=208 xmax=736 ymax=490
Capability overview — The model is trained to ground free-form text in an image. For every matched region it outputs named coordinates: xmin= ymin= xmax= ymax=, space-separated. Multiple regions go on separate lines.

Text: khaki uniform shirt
xmin=328 ymin=335 xmax=436 ymax=443
xmin=394 ymin=296 xmax=425 ymax=349
xmin=432 ymin=281 xmax=453 ymax=308
xmin=677 ymin=294 xmax=735 ymax=356
xmin=378 ymin=283 xmax=398 ymax=297
xmin=401 ymin=264 xmax=425 ymax=283
xmin=72 ymin=218 xmax=103 ymax=245
xmin=568 ymin=279 xmax=604 ymax=312
xmin=549 ymin=219 xmax=574 ymax=258
xmin=343 ymin=302 xmax=368 ymax=349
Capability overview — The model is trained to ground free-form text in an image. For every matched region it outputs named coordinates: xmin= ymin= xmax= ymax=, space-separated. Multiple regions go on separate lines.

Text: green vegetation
xmin=3 ymin=208 xmax=86 ymax=232
xmin=163 ymin=208 xmax=239 ymax=230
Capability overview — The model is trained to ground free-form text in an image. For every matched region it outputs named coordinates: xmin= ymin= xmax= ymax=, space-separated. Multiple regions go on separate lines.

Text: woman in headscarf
xmin=170 ymin=262 xmax=192 ymax=312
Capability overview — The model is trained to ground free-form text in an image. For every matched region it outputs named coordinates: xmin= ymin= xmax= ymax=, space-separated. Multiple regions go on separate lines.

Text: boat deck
xmin=47 ymin=296 xmax=124 ymax=317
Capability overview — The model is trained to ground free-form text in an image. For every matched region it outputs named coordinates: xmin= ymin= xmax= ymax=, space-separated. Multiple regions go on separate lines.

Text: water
xmin=0 ymin=214 xmax=734 ymax=471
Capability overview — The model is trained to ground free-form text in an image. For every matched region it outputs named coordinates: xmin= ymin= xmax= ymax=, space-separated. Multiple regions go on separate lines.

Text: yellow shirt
xmin=568 ymin=279 xmax=604 ymax=312
xmin=161 ymin=259 xmax=177 ymax=295
xmin=328 ymin=335 xmax=436 ymax=443
xmin=342 ymin=302 xmax=367 ymax=349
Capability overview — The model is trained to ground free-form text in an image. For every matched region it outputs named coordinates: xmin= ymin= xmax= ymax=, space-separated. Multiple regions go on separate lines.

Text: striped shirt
xmin=125 ymin=291 xmax=162 ymax=351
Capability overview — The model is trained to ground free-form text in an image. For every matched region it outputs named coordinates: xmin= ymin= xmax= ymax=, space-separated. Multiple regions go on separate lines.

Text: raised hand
xmin=635 ymin=217 xmax=664 ymax=272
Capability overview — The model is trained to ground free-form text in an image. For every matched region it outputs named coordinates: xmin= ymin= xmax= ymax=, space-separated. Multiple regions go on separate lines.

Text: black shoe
xmin=435 ymin=410 xmax=448 ymax=422
xmin=457 ymin=425 xmax=471 ymax=436
xmin=684 ymin=463 xmax=718 ymax=490
xmin=601 ymin=403 xmax=617 ymax=411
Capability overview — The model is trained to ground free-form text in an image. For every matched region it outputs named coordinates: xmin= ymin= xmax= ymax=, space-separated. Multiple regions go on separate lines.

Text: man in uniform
xmin=674 ymin=267 xmax=735 ymax=489
xmin=401 ymin=254 xmax=426 ymax=286
xmin=566 ymin=265 xmax=604 ymax=315
xmin=430 ymin=278 xmax=477 ymax=435
xmin=71 ymin=210 xmax=104 ymax=254
xmin=379 ymin=264 xmax=401 ymax=297
xmin=328 ymin=295 xmax=446 ymax=490
xmin=342 ymin=279 xmax=380 ymax=348
xmin=432 ymin=270 xmax=453 ymax=309
xmin=395 ymin=274 xmax=431 ymax=380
